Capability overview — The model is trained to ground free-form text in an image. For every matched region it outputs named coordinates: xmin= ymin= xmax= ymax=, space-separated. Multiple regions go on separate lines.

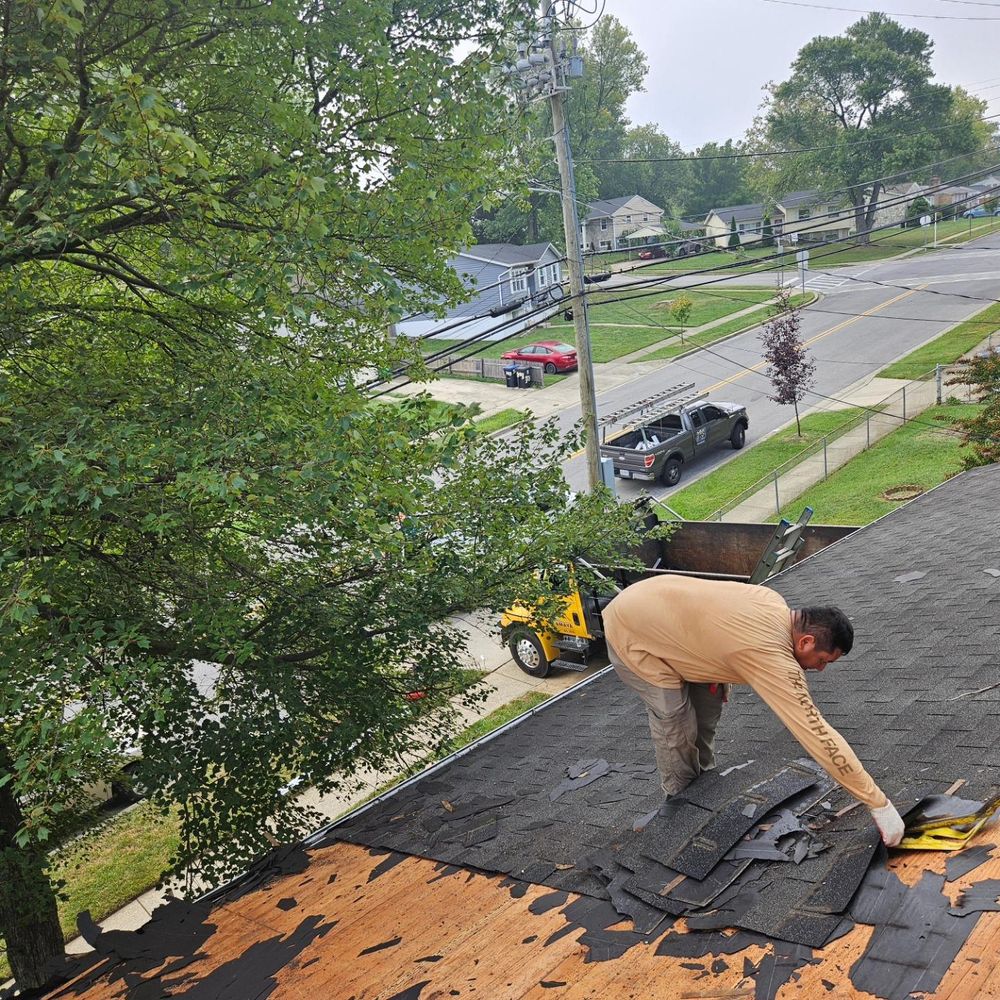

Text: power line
xmin=375 ymin=171 xmax=1000 ymax=395
xmin=762 ymin=0 xmax=1000 ymax=18
xmin=578 ymin=114 xmax=1000 ymax=165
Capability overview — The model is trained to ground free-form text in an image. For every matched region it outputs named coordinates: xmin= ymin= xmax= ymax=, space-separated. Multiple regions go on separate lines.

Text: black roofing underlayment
xmin=329 ymin=467 xmax=1000 ymax=995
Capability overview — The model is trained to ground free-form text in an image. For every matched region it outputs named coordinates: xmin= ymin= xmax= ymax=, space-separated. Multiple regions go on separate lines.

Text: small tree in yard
xmin=760 ymin=291 xmax=816 ymax=435
xmin=950 ymin=349 xmax=1000 ymax=467
xmin=668 ymin=294 xmax=694 ymax=344
xmin=761 ymin=215 xmax=775 ymax=247
xmin=728 ymin=215 xmax=740 ymax=248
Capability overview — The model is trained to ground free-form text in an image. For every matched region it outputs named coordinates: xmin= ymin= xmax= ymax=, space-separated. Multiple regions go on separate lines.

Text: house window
xmin=798 ymin=208 xmax=811 ymax=220
xmin=624 ymin=215 xmax=632 ymax=223
xmin=537 ymin=265 xmax=548 ymax=288
xmin=510 ymin=268 xmax=527 ymax=294
xmin=549 ymin=263 xmax=561 ymax=284
xmin=643 ymin=214 xmax=649 ymax=222
xmin=600 ymin=219 xmax=609 ymax=231
xmin=599 ymin=240 xmax=611 ymax=250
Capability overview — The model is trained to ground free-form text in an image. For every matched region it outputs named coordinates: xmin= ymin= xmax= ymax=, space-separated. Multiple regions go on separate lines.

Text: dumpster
xmin=503 ymin=364 xmax=518 ymax=388
xmin=516 ymin=366 xmax=532 ymax=388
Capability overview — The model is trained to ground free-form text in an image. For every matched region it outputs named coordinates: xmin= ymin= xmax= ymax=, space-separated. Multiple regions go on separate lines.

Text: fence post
xmin=823 ymin=436 xmax=828 ymax=478
xmin=866 ymin=411 xmax=870 ymax=448
xmin=902 ymin=385 xmax=907 ymax=422
xmin=936 ymin=364 xmax=943 ymax=404
xmin=773 ymin=471 xmax=780 ymax=515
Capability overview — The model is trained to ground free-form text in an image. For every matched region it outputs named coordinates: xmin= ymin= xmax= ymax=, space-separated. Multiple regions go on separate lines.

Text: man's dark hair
xmin=798 ymin=607 xmax=854 ymax=654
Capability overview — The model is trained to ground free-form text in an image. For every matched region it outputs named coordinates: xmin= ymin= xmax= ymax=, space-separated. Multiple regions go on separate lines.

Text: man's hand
xmin=870 ymin=800 xmax=905 ymax=847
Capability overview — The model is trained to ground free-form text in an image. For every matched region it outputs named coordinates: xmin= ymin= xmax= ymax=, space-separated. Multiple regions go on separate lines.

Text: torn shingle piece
xmin=667 ymin=763 xmax=819 ymax=879
xmin=946 ymin=843 xmax=996 ymax=882
xmin=949 ymin=878 xmax=1000 ymax=916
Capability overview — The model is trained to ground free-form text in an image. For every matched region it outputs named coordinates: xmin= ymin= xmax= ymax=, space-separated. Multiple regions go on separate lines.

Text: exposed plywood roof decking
xmin=44 ymin=839 xmax=1000 ymax=999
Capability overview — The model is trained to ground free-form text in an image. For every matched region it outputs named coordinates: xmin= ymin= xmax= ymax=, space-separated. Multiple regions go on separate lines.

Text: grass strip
xmin=662 ymin=408 xmax=865 ymax=521
xmin=878 ymin=301 xmax=1000 ymax=381
xmin=772 ymin=403 xmax=978 ymax=525
xmin=637 ymin=292 xmax=815 ymax=364
xmin=475 ymin=408 xmax=530 ymax=434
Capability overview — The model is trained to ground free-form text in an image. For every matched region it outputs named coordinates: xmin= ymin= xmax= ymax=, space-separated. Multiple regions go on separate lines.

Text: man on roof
xmin=602 ymin=574 xmax=905 ymax=846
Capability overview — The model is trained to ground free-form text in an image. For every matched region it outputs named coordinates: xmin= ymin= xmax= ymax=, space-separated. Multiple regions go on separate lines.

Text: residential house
xmin=773 ymin=190 xmax=853 ymax=244
xmin=50 ymin=464 xmax=1000 ymax=999
xmin=395 ymin=242 xmax=563 ymax=341
xmin=581 ymin=195 xmax=665 ymax=252
xmin=703 ymin=202 xmax=769 ymax=247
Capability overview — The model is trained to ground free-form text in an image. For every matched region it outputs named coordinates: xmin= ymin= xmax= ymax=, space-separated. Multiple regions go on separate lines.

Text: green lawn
xmin=878 ymin=301 xmax=1000 ymax=381
xmin=773 ymin=403 xmax=978 ymax=525
xmin=662 ymin=408 xmax=865 ymax=521
xmin=638 ymin=292 xmax=815 ymax=364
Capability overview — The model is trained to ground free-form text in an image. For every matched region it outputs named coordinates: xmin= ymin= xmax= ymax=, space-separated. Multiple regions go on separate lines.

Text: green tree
xmin=728 ymin=215 xmax=740 ymax=248
xmin=681 ymin=140 xmax=756 ymax=218
xmin=761 ymin=214 xmax=775 ymax=247
xmin=951 ymin=350 xmax=1000 ymax=468
xmin=765 ymin=14 xmax=985 ymax=244
xmin=475 ymin=15 xmax=649 ymax=246
xmin=0 ymin=1 xmax=652 ymax=989
xmin=596 ymin=124 xmax=691 ymax=215
xmin=905 ymin=196 xmax=933 ymax=228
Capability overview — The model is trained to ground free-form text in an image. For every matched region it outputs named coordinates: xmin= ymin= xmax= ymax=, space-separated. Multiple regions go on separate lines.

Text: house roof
xmin=584 ymin=195 xmax=661 ymax=222
xmin=47 ymin=464 xmax=1000 ymax=999
xmin=707 ymin=202 xmax=765 ymax=224
xmin=458 ymin=243 xmax=556 ymax=267
xmin=777 ymin=189 xmax=824 ymax=209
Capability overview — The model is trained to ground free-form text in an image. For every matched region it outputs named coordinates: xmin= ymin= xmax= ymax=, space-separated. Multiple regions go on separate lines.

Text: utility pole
xmin=507 ymin=3 xmax=601 ymax=490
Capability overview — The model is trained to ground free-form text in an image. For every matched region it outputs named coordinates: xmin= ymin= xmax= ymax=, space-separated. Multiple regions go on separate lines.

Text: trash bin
xmin=503 ymin=364 xmax=518 ymax=388
xmin=516 ymin=366 xmax=532 ymax=388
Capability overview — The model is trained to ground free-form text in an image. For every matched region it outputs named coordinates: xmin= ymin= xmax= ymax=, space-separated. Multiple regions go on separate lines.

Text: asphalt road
xmin=559 ymin=234 xmax=1000 ymax=498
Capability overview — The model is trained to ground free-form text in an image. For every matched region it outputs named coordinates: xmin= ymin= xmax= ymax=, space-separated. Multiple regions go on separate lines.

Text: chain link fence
xmin=710 ymin=364 xmax=971 ymax=521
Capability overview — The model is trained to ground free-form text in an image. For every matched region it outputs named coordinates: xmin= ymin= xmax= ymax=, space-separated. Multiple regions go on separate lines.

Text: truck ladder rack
xmin=599 ymin=382 xmax=697 ymax=431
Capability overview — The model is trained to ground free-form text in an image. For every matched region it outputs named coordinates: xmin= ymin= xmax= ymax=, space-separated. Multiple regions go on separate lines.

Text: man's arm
xmin=739 ymin=652 xmax=887 ymax=809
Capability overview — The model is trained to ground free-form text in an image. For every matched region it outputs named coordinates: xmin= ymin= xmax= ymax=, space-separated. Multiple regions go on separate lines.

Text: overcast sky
xmin=601 ymin=0 xmax=1000 ymax=149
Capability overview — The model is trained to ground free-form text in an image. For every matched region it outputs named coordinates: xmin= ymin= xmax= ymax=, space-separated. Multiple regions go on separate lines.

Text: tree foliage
xmin=0 ymin=0 xmax=657 ymax=988
xmin=760 ymin=291 xmax=816 ymax=435
xmin=727 ymin=215 xmax=740 ymax=248
xmin=682 ymin=140 xmax=756 ymax=218
xmin=951 ymin=350 xmax=1000 ymax=468
xmin=764 ymin=14 xmax=989 ymax=243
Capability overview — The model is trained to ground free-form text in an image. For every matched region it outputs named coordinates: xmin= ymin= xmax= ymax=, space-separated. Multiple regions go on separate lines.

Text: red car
xmin=501 ymin=341 xmax=578 ymax=374
xmin=638 ymin=245 xmax=667 ymax=260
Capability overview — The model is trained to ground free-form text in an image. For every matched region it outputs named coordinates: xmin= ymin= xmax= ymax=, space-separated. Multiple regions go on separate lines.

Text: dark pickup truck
xmin=599 ymin=386 xmax=749 ymax=487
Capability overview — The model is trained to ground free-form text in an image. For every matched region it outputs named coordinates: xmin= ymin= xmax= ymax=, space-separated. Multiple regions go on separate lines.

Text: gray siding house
xmin=396 ymin=243 xmax=563 ymax=341
xmin=581 ymin=195 xmax=665 ymax=251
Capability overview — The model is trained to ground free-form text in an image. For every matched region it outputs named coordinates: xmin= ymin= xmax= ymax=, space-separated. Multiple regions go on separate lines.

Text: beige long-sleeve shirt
xmin=602 ymin=575 xmax=886 ymax=809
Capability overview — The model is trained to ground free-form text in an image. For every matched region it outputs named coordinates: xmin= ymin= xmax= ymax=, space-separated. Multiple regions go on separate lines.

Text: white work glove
xmin=870 ymin=800 xmax=905 ymax=847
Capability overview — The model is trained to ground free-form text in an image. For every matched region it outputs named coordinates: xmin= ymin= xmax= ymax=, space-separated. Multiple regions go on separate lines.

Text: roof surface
xmin=459 ymin=243 xmax=555 ymax=266
xmin=44 ymin=465 xmax=1000 ymax=1000
xmin=708 ymin=202 xmax=765 ymax=224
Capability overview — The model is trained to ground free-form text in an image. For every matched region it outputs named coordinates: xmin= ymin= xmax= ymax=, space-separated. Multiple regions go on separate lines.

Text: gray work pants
xmin=608 ymin=645 xmax=725 ymax=798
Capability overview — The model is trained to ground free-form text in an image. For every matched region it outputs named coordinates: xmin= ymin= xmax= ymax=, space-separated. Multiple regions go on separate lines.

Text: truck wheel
xmin=661 ymin=457 xmax=683 ymax=487
xmin=508 ymin=626 xmax=551 ymax=678
xmin=730 ymin=424 xmax=746 ymax=450
xmin=544 ymin=362 xmax=557 ymax=374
